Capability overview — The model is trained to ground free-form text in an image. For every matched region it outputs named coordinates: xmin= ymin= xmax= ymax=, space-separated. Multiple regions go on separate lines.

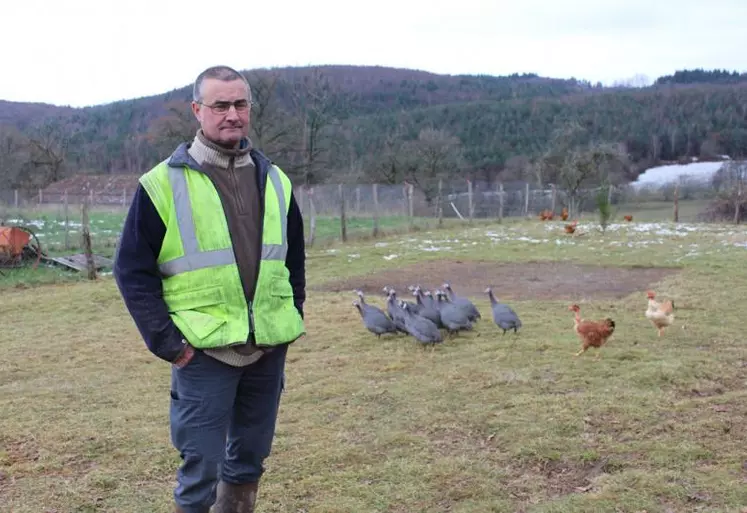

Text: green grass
xmin=2 ymin=217 xmax=746 ymax=512
xmin=0 ymin=199 xmax=718 ymax=290
xmin=614 ymin=198 xmax=711 ymax=223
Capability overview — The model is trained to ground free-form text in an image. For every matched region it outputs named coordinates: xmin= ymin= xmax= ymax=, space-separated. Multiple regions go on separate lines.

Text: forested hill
xmin=1 ymin=65 xmax=746 ymax=191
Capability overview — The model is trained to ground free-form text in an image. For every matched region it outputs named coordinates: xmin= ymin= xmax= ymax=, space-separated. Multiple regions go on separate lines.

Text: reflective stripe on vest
xmin=158 ymin=165 xmax=287 ymax=277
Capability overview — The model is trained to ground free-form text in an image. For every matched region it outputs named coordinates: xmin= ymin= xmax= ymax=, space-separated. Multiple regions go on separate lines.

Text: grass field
xmin=2 ymin=206 xmax=747 ymax=512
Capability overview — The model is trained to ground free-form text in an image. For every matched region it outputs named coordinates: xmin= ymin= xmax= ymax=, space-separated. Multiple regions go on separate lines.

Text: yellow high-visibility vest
xmin=139 ymin=160 xmax=305 ymax=349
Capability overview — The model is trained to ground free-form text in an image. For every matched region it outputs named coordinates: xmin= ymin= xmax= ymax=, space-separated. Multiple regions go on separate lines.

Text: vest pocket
xmin=253 ymin=276 xmax=304 ymax=345
xmin=173 ymin=310 xmax=226 ymax=339
xmin=270 ymin=277 xmax=294 ymax=299
xmin=168 ymin=286 xmax=227 ymax=341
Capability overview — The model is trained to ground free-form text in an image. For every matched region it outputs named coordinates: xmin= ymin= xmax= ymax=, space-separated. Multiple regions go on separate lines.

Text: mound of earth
xmin=314 ymin=260 xmax=681 ymax=301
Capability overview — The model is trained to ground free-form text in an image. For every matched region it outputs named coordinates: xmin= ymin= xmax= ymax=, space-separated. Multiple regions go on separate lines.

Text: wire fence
xmin=294 ymin=179 xmax=719 ymax=220
xmin=0 ymin=177 xmax=731 ymax=251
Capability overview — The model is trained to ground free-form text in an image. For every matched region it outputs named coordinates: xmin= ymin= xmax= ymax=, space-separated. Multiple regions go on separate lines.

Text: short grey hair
xmin=193 ymin=65 xmax=251 ymax=103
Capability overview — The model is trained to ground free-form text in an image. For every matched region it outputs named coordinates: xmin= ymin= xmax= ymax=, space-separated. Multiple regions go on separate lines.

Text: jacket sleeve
xmin=284 ymin=191 xmax=306 ymax=319
xmin=113 ymin=184 xmax=188 ymax=363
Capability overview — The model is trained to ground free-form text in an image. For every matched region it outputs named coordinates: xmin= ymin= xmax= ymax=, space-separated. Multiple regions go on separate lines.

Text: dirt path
xmin=313 ymin=260 xmax=680 ymax=301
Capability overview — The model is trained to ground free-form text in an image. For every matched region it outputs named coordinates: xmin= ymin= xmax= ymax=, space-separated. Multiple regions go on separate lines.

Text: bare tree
xmin=404 ymin=127 xmax=466 ymax=204
xmin=26 ymin=119 xmax=72 ymax=188
xmin=538 ymin=122 xmax=630 ymax=218
xmin=146 ymin=100 xmax=197 ymax=156
xmin=561 ymin=144 xmax=629 ymax=218
xmin=0 ymin=125 xmax=29 ymax=189
xmin=245 ymin=70 xmax=294 ymax=155
xmin=122 ymin=134 xmax=148 ymax=173
xmin=713 ymin=160 xmax=747 ymax=223
xmin=363 ymin=118 xmax=413 ymax=184
xmin=288 ymin=68 xmax=341 ymax=185
xmin=502 ymin=155 xmax=532 ymax=182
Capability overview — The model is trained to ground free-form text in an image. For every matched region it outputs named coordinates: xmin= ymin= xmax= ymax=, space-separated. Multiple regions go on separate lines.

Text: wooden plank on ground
xmin=42 ymin=254 xmax=114 ymax=273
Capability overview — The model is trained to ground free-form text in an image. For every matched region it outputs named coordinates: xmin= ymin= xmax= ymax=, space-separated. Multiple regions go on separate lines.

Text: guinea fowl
xmin=434 ymin=290 xmax=474 ymax=335
xmin=485 ymin=287 xmax=522 ymax=334
xmin=442 ymin=283 xmax=481 ymax=322
xmin=423 ymin=290 xmax=438 ymax=310
xmin=410 ymin=285 xmax=443 ymax=327
xmin=353 ymin=290 xmax=398 ymax=338
xmin=383 ymin=289 xmax=408 ymax=334
xmin=398 ymin=300 xmax=443 ymax=345
xmin=383 ymin=286 xmax=418 ymax=313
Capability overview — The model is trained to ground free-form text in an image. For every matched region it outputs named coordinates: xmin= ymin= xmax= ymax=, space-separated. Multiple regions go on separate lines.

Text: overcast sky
xmin=2 ymin=0 xmax=746 ymax=108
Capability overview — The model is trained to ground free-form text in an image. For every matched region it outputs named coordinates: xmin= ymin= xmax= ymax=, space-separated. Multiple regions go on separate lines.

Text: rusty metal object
xmin=0 ymin=225 xmax=44 ymax=269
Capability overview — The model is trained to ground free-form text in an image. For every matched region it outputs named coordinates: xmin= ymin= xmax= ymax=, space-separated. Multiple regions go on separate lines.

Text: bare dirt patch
xmin=314 ymin=260 xmax=681 ymax=301
xmin=507 ymin=456 xmax=626 ymax=500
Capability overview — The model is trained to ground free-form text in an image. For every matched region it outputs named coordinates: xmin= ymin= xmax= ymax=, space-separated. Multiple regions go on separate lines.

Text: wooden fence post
xmin=372 ymin=183 xmax=380 ymax=237
xmin=467 ymin=179 xmax=474 ymax=224
xmin=551 ymin=184 xmax=557 ymax=213
xmin=64 ymin=190 xmax=70 ymax=250
xmin=673 ymin=182 xmax=679 ymax=223
xmin=498 ymin=182 xmax=504 ymax=222
xmin=339 ymin=184 xmax=347 ymax=242
xmin=298 ymin=186 xmax=306 ymax=215
xmin=307 ymin=187 xmax=316 ymax=246
xmin=408 ymin=183 xmax=414 ymax=229
xmin=735 ymin=179 xmax=743 ymax=224
xmin=402 ymin=184 xmax=408 ymax=216
xmin=437 ymin=179 xmax=444 ymax=227
xmin=81 ymin=196 xmax=97 ymax=280
xmin=524 ymin=182 xmax=530 ymax=216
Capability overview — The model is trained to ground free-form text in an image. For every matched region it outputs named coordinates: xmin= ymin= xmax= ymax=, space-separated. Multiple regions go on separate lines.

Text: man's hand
xmin=172 ymin=343 xmax=195 ymax=368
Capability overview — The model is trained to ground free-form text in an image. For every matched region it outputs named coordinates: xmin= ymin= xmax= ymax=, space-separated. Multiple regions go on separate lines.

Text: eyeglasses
xmin=197 ymin=99 xmax=254 ymax=114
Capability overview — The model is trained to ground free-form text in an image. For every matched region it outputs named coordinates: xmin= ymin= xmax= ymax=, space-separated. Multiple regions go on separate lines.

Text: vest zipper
xmin=248 ymin=301 xmax=255 ymax=333
xmin=248 ymin=156 xmax=265 ymax=339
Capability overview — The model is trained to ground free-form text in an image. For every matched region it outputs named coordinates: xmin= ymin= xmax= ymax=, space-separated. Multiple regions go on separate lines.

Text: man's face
xmin=191 ymin=78 xmax=251 ymax=148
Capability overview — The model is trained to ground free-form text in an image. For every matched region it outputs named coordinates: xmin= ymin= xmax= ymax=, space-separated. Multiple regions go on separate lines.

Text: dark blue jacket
xmin=113 ymin=144 xmax=305 ymax=363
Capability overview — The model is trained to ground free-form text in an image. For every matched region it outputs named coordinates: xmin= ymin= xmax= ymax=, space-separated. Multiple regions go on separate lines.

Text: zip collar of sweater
xmin=187 ymin=129 xmax=255 ymax=169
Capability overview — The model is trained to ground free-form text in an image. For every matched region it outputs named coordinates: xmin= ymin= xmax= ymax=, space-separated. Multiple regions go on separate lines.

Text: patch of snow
xmin=632 ymin=161 xmax=725 ymax=188
xmin=383 ymin=254 xmax=399 ymax=260
xmin=513 ymin=236 xmax=547 ymax=244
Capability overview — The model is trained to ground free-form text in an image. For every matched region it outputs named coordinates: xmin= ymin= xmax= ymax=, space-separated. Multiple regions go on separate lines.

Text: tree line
xmin=1 ymin=66 xmax=746 ymax=197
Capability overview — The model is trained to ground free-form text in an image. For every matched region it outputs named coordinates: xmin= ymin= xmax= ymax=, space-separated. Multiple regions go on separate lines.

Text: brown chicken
xmin=561 ymin=207 xmax=569 ymax=221
xmin=623 ymin=215 xmax=633 ymax=222
xmin=538 ymin=209 xmax=554 ymax=221
xmin=568 ymin=304 xmax=616 ymax=359
xmin=645 ymin=291 xmax=675 ymax=337
xmin=565 ymin=220 xmax=578 ymax=234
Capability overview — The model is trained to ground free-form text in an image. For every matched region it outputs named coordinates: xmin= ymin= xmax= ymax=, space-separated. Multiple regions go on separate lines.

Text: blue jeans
xmin=169 ymin=345 xmax=288 ymax=512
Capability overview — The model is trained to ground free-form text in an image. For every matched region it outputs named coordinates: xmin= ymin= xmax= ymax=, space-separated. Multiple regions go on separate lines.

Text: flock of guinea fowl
xmin=352 ymin=283 xmax=522 ymax=346
xmin=352 ymin=283 xmax=677 ymax=359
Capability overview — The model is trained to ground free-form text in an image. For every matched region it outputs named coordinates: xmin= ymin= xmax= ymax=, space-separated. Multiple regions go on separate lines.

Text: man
xmin=113 ymin=65 xmax=306 ymax=513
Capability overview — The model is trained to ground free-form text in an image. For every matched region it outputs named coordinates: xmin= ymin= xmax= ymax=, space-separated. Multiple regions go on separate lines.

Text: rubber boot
xmin=212 ymin=481 xmax=259 ymax=513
